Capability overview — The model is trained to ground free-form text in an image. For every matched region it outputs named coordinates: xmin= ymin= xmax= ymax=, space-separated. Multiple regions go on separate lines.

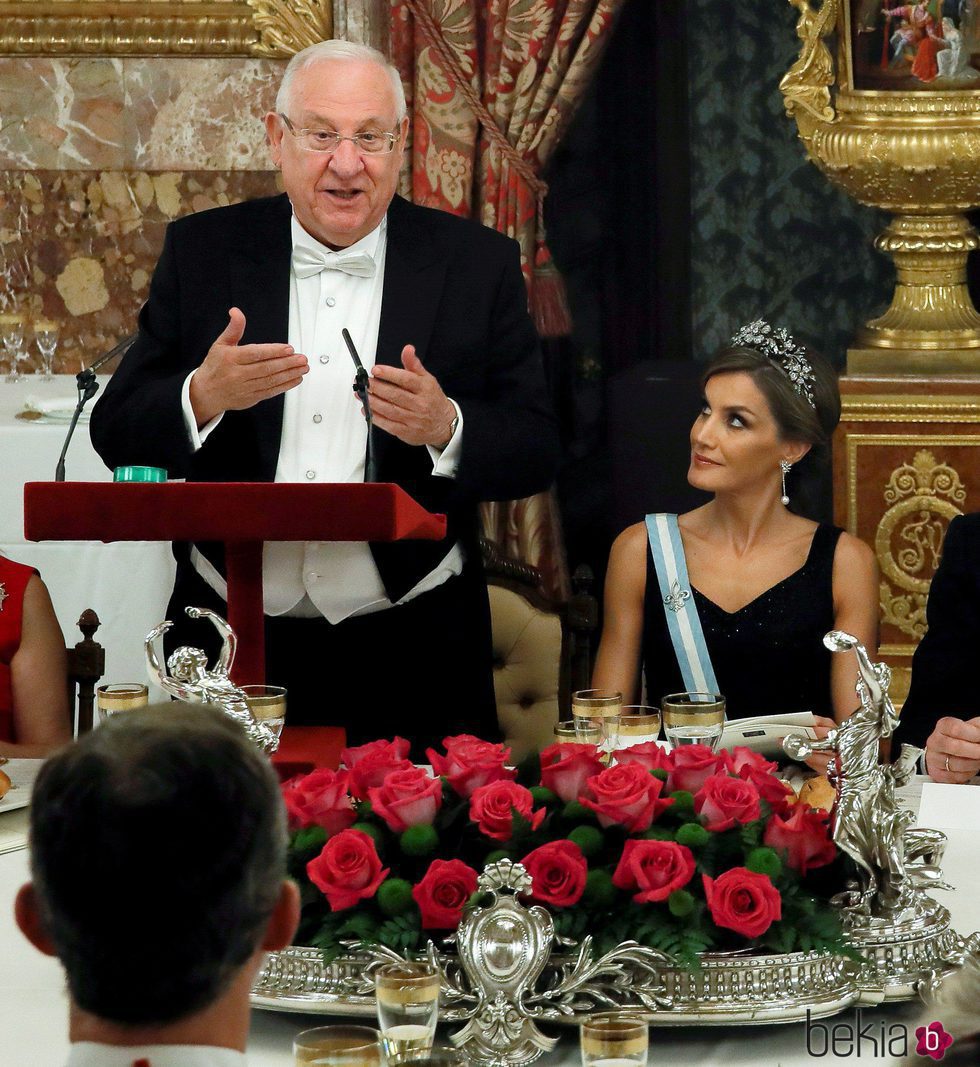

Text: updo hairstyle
xmin=701 ymin=341 xmax=840 ymax=517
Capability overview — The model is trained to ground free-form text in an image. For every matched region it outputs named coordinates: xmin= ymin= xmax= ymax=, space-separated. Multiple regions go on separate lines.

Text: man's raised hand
xmin=367 ymin=344 xmax=457 ymax=448
xmin=189 ymin=307 xmax=309 ymax=427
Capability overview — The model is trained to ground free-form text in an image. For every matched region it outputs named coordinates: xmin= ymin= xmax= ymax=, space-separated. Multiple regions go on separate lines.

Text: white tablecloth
xmin=1 ymin=778 xmax=977 ymax=1066
xmin=0 ymin=377 xmax=175 ymax=690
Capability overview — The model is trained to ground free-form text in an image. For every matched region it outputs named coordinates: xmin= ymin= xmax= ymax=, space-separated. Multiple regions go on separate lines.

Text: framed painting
xmin=849 ymin=0 xmax=980 ymax=89
xmin=0 ymin=0 xmax=332 ymax=57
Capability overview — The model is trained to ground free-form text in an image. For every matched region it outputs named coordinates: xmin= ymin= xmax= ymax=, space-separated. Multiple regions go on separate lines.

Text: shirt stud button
xmin=325 ymin=296 xmax=336 ymax=307
xmin=312 ymin=413 xmax=322 ymax=424
xmin=319 ymin=354 xmax=330 ymax=365
xmin=305 ymin=469 xmax=316 ymax=480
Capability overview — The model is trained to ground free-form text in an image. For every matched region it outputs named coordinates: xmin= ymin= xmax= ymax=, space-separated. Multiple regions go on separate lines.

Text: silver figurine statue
xmin=145 ymin=607 xmax=279 ymax=753
xmin=783 ymin=631 xmax=925 ymax=917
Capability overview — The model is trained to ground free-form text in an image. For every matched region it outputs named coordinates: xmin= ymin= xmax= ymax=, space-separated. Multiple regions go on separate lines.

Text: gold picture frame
xmin=0 ymin=0 xmax=332 ymax=57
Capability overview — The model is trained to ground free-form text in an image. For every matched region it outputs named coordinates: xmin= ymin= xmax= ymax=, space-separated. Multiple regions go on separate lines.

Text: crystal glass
xmin=616 ymin=706 xmax=662 ymax=750
xmin=240 ymin=684 xmax=287 ymax=739
xmin=396 ymin=1051 xmax=466 ymax=1067
xmin=293 ymin=1025 xmax=383 ymax=1066
xmin=580 ymin=1015 xmax=648 ymax=1066
xmin=0 ymin=312 xmax=27 ymax=382
xmin=661 ymin=692 xmax=726 ymax=752
xmin=375 ymin=961 xmax=440 ymax=1064
xmin=34 ymin=320 xmax=58 ymax=380
xmin=96 ymin=683 xmax=149 ymax=723
xmin=572 ymin=689 xmax=622 ymax=751
xmin=555 ymin=720 xmax=600 ymax=745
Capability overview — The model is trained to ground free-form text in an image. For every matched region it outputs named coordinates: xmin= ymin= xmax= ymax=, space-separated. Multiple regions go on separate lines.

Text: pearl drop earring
xmin=780 ymin=460 xmax=792 ymax=506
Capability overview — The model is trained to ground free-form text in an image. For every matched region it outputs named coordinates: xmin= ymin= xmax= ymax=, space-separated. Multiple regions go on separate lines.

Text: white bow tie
xmin=291 ymin=245 xmax=376 ymax=279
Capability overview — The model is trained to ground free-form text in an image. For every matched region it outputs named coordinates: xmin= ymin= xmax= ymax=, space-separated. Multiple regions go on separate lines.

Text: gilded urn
xmin=781 ymin=1 xmax=980 ymax=373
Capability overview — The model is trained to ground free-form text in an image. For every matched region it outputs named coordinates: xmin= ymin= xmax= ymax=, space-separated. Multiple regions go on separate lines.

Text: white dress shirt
xmin=67 ymin=1043 xmax=246 ymax=1067
xmin=182 ymin=214 xmax=464 ymax=624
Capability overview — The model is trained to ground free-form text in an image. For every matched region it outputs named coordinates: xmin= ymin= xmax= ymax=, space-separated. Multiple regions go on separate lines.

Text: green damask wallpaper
xmin=687 ymin=0 xmax=892 ymax=365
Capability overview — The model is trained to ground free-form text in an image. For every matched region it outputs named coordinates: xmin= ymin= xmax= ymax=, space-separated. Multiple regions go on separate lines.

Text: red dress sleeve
xmin=0 ymin=557 xmax=38 ymax=743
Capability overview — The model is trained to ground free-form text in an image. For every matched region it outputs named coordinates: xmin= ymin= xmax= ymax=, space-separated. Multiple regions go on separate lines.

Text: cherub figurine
xmin=145 ymin=607 xmax=278 ymax=753
xmin=784 ymin=631 xmax=925 ymax=919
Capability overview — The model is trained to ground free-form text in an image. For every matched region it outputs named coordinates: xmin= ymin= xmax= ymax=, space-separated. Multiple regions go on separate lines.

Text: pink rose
xmin=763 ymin=805 xmax=836 ymax=874
xmin=539 ymin=743 xmax=605 ymax=803
xmin=612 ymin=839 xmax=696 ymax=903
xmin=694 ymin=773 xmax=762 ymax=832
xmin=615 ymin=742 xmax=673 ymax=775
xmin=469 ymin=780 xmax=545 ymax=842
xmin=307 ymin=829 xmax=389 ymax=912
xmin=341 ymin=737 xmax=411 ymax=767
xmin=580 ymin=762 xmax=674 ymax=833
xmin=703 ymin=868 xmax=782 ymax=938
xmin=367 ymin=766 xmax=443 ymax=833
xmin=667 ymin=745 xmax=727 ymax=794
xmin=427 ymin=734 xmax=516 ymax=798
xmin=281 ymin=768 xmax=356 ymax=836
xmin=521 ymin=841 xmax=588 ymax=907
xmin=743 ymin=766 xmax=795 ymax=813
xmin=723 ymin=746 xmax=777 ymax=778
xmin=347 ymin=750 xmax=414 ymax=801
xmin=412 ymin=859 xmax=479 ymax=929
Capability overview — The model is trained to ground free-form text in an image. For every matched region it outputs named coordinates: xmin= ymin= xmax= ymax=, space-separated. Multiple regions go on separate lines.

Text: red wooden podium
xmin=24 ymin=481 xmax=447 ymax=688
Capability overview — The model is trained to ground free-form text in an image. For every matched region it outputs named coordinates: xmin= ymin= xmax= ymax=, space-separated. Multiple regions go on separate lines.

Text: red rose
xmin=667 ymin=745 xmax=727 ymax=794
xmin=412 ymin=858 xmax=479 ymax=929
xmin=347 ymin=750 xmax=414 ymax=801
xmin=580 ymin=762 xmax=673 ymax=833
xmin=743 ymin=766 xmax=795 ymax=813
xmin=341 ymin=737 xmax=411 ymax=766
xmin=612 ymin=838 xmax=696 ymax=903
xmin=703 ymin=868 xmax=782 ymax=938
xmin=539 ymin=743 xmax=605 ymax=803
xmin=306 ymin=829 xmax=389 ymax=912
xmin=614 ymin=742 xmax=673 ymax=775
xmin=281 ymin=768 xmax=356 ymax=836
xmin=723 ymin=746 xmax=777 ymax=778
xmin=469 ymin=780 xmax=545 ymax=842
xmin=694 ymin=773 xmax=762 ymax=832
xmin=367 ymin=766 xmax=443 ymax=833
xmin=521 ymin=840 xmax=588 ymax=907
xmin=763 ymin=805 xmax=836 ymax=874
xmin=427 ymin=734 xmax=516 ymax=798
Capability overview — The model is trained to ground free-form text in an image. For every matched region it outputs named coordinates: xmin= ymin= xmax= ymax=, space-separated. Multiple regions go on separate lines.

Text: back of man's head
xmin=28 ymin=703 xmax=286 ymax=1025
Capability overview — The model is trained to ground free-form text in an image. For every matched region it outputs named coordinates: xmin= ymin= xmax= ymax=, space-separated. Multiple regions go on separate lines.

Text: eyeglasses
xmin=278 ymin=113 xmax=400 ymax=155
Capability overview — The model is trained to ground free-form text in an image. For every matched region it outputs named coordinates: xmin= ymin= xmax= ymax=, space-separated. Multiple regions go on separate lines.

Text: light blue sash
xmin=645 ymin=514 xmax=719 ymax=695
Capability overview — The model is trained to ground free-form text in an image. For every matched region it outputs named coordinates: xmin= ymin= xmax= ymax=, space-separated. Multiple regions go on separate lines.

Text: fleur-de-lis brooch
xmin=663 ymin=580 xmax=690 ymax=613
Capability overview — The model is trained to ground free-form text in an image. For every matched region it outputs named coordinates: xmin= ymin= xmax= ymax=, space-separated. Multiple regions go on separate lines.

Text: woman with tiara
xmin=592 ymin=322 xmax=879 ymax=736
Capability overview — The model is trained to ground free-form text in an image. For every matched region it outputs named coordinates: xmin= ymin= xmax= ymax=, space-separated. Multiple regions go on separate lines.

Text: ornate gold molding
xmin=841 ymin=394 xmax=980 ymax=423
xmin=0 ymin=1 xmax=331 ymax=57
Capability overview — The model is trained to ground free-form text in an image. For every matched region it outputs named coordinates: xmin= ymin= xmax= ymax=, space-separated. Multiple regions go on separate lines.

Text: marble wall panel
xmin=0 ymin=170 xmax=282 ymax=374
xmin=124 ymin=58 xmax=284 ymax=171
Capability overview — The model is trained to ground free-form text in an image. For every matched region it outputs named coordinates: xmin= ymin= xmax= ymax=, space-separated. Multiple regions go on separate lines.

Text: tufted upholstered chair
xmin=481 ymin=540 xmax=597 ymax=762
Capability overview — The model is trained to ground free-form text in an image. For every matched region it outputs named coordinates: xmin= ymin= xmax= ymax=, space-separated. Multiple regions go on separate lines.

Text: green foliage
xmin=377 ymin=914 xmax=421 ymax=955
xmin=675 ymin=822 xmax=709 ymax=848
xmin=739 ymin=819 xmax=764 ymax=852
xmin=640 ymin=827 xmax=674 ymax=842
xmin=649 ymin=768 xmax=669 ymax=782
xmin=582 ymin=869 xmax=617 ymax=908
xmin=530 ymin=785 xmax=558 ymax=807
xmin=668 ymin=889 xmax=695 ymax=918
xmin=351 ymin=822 xmax=384 ymax=849
xmin=568 ymin=825 xmax=603 ymax=858
xmin=562 ymin=800 xmax=593 ymax=822
xmin=746 ymin=846 xmax=782 ymax=879
xmin=291 ymin=825 xmax=328 ymax=856
xmin=668 ymin=789 xmax=694 ymax=811
xmin=376 ymin=878 xmax=415 ymax=917
xmin=484 ymin=849 xmax=511 ymax=866
xmin=400 ymin=824 xmax=438 ymax=856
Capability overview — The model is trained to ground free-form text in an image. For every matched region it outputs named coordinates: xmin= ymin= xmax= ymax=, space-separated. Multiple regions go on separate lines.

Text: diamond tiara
xmin=729 ymin=320 xmax=816 ymax=408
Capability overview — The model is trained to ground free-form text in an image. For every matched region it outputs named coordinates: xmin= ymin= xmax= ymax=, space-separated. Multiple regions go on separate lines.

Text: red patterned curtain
xmin=390 ymin=0 xmax=625 ymax=599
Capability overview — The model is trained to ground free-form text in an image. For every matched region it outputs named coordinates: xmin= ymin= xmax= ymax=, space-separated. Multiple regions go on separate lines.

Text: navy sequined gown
xmin=641 ymin=523 xmax=843 ymax=720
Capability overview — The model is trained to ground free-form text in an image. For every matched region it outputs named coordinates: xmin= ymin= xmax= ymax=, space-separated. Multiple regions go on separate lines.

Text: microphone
xmin=55 ymin=332 xmax=138 ymax=482
xmin=342 ymin=327 xmax=377 ymax=483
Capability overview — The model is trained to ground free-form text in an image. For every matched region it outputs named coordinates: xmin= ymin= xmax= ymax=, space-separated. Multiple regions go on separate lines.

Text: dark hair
xmin=29 ymin=703 xmax=286 ymax=1025
xmin=701 ymin=341 xmax=840 ymax=518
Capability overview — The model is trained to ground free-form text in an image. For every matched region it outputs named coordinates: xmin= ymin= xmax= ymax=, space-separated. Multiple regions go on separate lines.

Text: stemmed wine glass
xmin=0 ymin=312 xmax=27 ymax=382
xmin=34 ymin=320 xmax=59 ymax=380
